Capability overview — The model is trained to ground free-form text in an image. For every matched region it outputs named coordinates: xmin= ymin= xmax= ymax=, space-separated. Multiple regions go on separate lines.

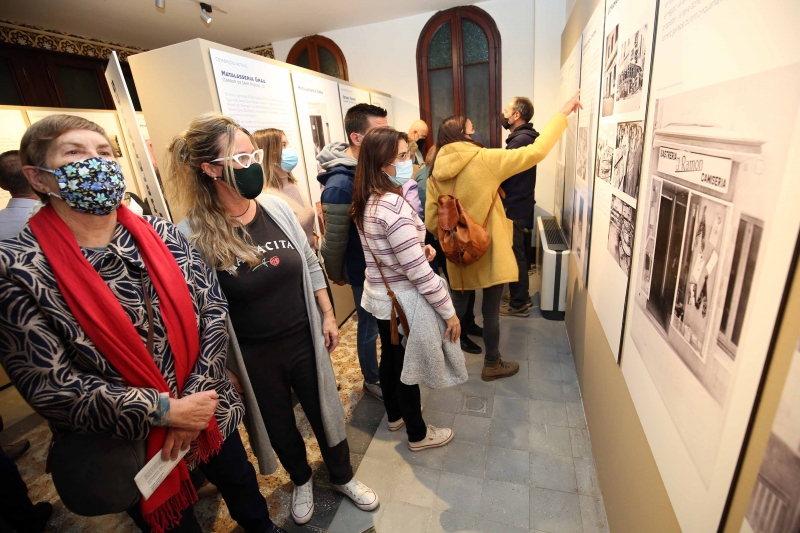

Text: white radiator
xmin=536 ymin=216 xmax=569 ymax=319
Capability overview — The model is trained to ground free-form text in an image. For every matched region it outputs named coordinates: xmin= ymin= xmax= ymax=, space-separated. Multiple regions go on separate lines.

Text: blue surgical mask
xmin=36 ymin=157 xmax=126 ymax=216
xmin=469 ymin=131 xmax=484 ymax=145
xmin=280 ymin=147 xmax=298 ymax=172
xmin=389 ymin=159 xmax=413 ymax=186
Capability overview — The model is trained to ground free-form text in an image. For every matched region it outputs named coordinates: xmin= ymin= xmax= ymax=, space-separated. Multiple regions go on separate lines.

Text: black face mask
xmin=416 ymin=137 xmax=427 ymax=151
xmin=500 ymin=112 xmax=512 ymax=130
xmin=232 ymin=163 xmax=264 ymax=199
xmin=469 ymin=132 xmax=484 ymax=145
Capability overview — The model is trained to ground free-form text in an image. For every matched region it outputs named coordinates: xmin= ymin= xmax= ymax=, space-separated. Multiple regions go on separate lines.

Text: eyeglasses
xmin=396 ymin=152 xmax=410 ymax=161
xmin=210 ymin=149 xmax=264 ymax=168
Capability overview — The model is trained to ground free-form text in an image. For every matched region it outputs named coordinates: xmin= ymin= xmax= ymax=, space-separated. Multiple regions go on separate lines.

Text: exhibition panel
xmin=558 ymin=39 xmax=581 ymax=248
xmin=586 ymin=0 xmax=657 ymax=360
xmin=369 ymin=91 xmax=394 ymax=127
xmin=617 ymin=0 xmax=800 ymax=529
xmin=337 ymin=83 xmax=371 ymax=122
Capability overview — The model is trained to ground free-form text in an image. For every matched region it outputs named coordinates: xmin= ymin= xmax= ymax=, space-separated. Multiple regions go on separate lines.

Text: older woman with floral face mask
xmin=0 ymin=114 xmax=282 ymax=533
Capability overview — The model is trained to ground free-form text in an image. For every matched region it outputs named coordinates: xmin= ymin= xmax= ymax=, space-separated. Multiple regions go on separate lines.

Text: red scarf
xmin=30 ymin=205 xmax=223 ymax=533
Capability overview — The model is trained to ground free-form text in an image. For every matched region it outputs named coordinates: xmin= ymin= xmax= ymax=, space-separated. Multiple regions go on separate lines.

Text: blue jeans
xmin=351 ymin=284 xmax=380 ymax=384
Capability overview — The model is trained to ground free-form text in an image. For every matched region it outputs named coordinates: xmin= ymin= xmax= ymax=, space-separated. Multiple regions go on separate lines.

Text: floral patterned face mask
xmin=37 ymin=157 xmax=127 ymax=216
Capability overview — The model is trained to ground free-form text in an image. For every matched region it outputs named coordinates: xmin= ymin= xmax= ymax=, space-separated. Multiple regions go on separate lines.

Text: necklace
xmin=229 ymin=200 xmax=251 ymax=225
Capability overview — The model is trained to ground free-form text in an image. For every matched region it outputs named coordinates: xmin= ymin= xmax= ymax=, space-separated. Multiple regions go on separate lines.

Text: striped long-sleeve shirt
xmin=358 ymin=193 xmax=455 ymax=320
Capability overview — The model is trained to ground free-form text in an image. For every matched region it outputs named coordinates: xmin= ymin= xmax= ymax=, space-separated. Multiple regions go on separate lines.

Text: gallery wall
xmin=271 ymin=0 xmax=566 ymax=220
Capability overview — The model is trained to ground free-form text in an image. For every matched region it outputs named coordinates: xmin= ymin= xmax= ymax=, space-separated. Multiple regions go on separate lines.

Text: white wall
xmin=272 ymin=0 xmax=566 ymax=215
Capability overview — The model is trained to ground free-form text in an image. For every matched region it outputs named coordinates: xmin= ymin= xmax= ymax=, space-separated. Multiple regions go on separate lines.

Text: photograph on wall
xmin=307 ymin=101 xmax=329 ymax=157
xmin=621 ymin=56 xmax=800 ymax=531
xmin=607 ymin=193 xmax=635 ymax=277
xmin=610 ymin=120 xmax=644 ymax=198
xmin=601 ymin=24 xmax=618 ymax=117
xmin=596 ymin=122 xmax=616 ymax=184
xmin=576 ymin=126 xmax=589 ymax=183
xmin=614 ymin=24 xmax=648 ymax=115
xmin=741 ymin=341 xmax=800 ymax=533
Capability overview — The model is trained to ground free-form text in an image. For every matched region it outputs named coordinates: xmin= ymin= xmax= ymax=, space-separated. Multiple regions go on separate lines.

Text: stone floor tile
xmin=479 ymin=479 xmax=530 ymax=529
xmin=326 ymin=495 xmax=385 ymax=533
xmin=424 ymin=409 xmax=457 ymax=429
xmin=569 ymin=428 xmax=593 ymax=459
xmin=529 ymin=400 xmax=568 ymax=427
xmin=426 ymin=388 xmax=465 ymax=414
xmin=529 ymin=423 xmax=573 ymax=458
xmin=432 ymin=471 xmax=484 ymax=516
xmin=462 ymin=375 xmax=497 ymax=397
xmin=477 ymin=518 xmax=531 ymax=533
xmin=465 ymin=353 xmax=486 ymax=375
xmin=562 ymin=382 xmax=582 ymax=402
xmin=346 ymin=424 xmax=378 ymax=455
xmin=462 ymin=392 xmax=495 ymax=419
xmin=560 ymin=362 xmax=579 ymax=383
xmin=392 ymin=463 xmax=441 ymax=508
xmin=442 ymin=440 xmax=487 ymax=478
xmin=396 ymin=438 xmax=451 ymax=470
xmin=529 ymin=379 xmax=565 ymax=402
xmin=573 ymin=457 xmax=600 ymax=497
xmin=566 ymin=402 xmax=587 ymax=429
xmin=580 ymin=494 xmax=609 ymax=533
xmin=529 ymin=451 xmax=577 ymax=493
xmin=529 ymin=487 xmax=582 ymax=533
xmin=493 ymin=395 xmax=530 ymax=421
xmin=378 ymin=501 xmax=431 ymax=533
xmin=527 ymin=342 xmax=560 ymax=363
xmin=494 ymin=372 xmax=532 ymax=399
xmin=529 ymin=360 xmax=563 ymax=381
xmin=557 ymin=351 xmax=574 ymax=365
xmin=349 ymin=395 xmax=388 ymax=430
xmin=485 ymin=446 xmax=531 ymax=484
xmin=489 ymin=417 xmax=531 ymax=451
xmin=453 ymin=414 xmax=492 ymax=445
xmin=427 ymin=509 xmax=480 ymax=533
xmin=353 ymin=454 xmax=402 ymax=502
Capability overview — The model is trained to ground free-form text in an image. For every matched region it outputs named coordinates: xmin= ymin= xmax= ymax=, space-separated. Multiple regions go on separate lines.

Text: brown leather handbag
xmin=430 ymin=175 xmax=504 ymax=267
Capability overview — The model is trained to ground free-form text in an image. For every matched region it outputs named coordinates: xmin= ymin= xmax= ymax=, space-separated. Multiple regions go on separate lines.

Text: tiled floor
xmin=301 ymin=305 xmax=610 ymax=533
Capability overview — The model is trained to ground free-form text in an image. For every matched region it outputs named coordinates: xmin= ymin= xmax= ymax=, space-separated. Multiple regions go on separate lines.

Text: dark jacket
xmin=317 ymin=142 xmax=366 ymax=286
xmin=414 ymin=165 xmax=431 ymax=219
xmin=501 ymin=123 xmax=540 ymax=225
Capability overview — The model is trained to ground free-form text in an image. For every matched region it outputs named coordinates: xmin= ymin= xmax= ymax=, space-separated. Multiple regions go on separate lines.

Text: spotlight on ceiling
xmin=200 ymin=3 xmax=212 ymax=24
xmin=155 ymin=0 xmax=165 ymax=8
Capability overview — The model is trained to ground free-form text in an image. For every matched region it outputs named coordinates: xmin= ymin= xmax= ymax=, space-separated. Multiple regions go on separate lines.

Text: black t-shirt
xmin=217 ymin=205 xmax=308 ymax=341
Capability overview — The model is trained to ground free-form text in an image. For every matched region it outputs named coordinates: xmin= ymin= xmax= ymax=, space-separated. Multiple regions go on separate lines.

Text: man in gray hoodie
xmin=317 ymin=103 xmax=388 ymax=399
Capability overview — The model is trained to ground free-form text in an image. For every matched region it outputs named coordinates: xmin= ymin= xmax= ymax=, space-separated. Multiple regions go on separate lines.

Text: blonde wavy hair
xmin=252 ymin=128 xmax=296 ymax=190
xmin=166 ymin=113 xmax=261 ymax=273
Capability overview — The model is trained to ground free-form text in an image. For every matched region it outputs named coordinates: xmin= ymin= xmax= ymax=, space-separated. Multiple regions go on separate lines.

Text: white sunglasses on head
xmin=210 ymin=149 xmax=264 ymax=168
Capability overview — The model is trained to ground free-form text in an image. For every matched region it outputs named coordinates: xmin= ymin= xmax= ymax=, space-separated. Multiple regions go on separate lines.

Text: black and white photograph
xmin=742 ymin=342 xmax=800 ymax=533
xmin=607 ymin=194 xmax=635 ymax=277
xmin=610 ymin=120 xmax=644 ymax=199
xmin=602 ymin=24 xmax=618 ymax=117
xmin=576 ymin=126 xmax=589 ymax=182
xmin=615 ymin=24 xmax=648 ymax=114
xmin=627 ymin=63 xmax=800 ymax=487
xmin=596 ymin=123 xmax=616 ymax=184
xmin=307 ymin=101 xmax=329 ymax=156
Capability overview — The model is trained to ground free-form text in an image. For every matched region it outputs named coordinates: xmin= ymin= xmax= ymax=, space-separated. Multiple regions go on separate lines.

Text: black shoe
xmin=3 ymin=439 xmax=30 ymax=462
xmin=460 ymin=336 xmax=482 ymax=354
xmin=28 ymin=502 xmax=53 ymax=533
xmin=466 ymin=324 xmax=484 ymax=337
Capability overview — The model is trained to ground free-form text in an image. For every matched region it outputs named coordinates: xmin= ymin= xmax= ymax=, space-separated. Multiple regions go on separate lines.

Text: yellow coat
xmin=425 ymin=113 xmax=568 ymax=291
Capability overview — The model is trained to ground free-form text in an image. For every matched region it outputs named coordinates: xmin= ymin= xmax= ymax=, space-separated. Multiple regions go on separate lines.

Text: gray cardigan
xmin=178 ymin=194 xmax=346 ymax=474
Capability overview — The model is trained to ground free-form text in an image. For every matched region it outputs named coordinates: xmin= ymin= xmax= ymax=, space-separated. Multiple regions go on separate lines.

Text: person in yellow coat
xmin=425 ymin=91 xmax=582 ymax=381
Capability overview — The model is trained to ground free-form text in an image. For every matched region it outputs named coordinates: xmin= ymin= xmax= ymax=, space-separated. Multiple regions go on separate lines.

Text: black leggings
xmin=377 ymin=320 xmax=427 ymax=442
xmin=451 ymin=284 xmax=504 ymax=363
xmin=240 ymin=328 xmax=353 ymax=486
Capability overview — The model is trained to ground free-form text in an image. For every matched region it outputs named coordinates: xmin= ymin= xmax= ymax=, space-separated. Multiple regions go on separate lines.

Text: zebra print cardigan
xmin=0 ymin=216 xmax=243 ymax=462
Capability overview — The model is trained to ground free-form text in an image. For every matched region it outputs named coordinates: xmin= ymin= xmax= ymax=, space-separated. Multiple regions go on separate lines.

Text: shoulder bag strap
xmin=482 ymin=187 xmax=506 ymax=228
xmin=364 ymin=240 xmax=411 ymax=346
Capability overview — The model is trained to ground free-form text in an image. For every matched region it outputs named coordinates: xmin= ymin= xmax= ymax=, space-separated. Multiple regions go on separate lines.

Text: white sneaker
xmin=388 ymin=405 xmax=424 ymax=432
xmin=291 ymin=480 xmax=314 ymax=524
xmin=363 ymin=382 xmax=383 ymax=400
xmin=334 ymin=478 xmax=379 ymax=511
xmin=408 ymin=425 xmax=454 ymax=452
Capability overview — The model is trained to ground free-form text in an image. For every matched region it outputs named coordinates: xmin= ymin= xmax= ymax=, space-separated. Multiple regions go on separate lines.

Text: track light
xmin=200 ymin=3 xmax=212 ymax=24
xmin=155 ymin=0 xmax=165 ymax=8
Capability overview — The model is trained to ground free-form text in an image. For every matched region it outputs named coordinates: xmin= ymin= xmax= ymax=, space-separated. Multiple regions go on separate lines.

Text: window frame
xmin=287 ymin=35 xmax=349 ymax=81
xmin=416 ymin=6 xmax=502 ymax=148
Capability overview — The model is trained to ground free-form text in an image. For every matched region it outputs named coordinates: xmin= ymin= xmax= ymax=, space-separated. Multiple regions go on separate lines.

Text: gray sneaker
xmin=363 ymin=382 xmax=383 ymax=400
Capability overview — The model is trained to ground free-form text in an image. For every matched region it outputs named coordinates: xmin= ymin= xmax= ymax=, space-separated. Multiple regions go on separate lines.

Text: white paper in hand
xmin=134 ymin=447 xmax=189 ymax=500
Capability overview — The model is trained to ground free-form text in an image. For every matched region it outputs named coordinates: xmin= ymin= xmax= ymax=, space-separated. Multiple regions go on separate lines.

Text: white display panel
xmin=26 ymin=109 xmax=140 ymax=199
xmin=558 ymin=40 xmax=582 ymax=245
xmin=571 ymin=2 xmax=606 ymax=284
xmin=369 ymin=92 xmax=394 ymax=127
xmin=208 ymin=48 xmax=310 ymax=205
xmin=291 ymin=70 xmax=347 ymax=206
xmin=587 ymin=0 xmax=657 ymax=359
xmin=338 ymin=84 xmax=370 ymax=124
xmin=618 ymin=0 xmax=800 ymax=530
xmin=0 ymin=109 xmax=28 ymax=210
xmin=106 ymin=52 xmax=170 ymax=219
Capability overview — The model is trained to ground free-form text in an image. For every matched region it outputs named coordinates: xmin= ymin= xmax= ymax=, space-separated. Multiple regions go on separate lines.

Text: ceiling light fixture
xmin=155 ymin=0 xmax=165 ymax=8
xmin=200 ymin=2 xmax=212 ymax=24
